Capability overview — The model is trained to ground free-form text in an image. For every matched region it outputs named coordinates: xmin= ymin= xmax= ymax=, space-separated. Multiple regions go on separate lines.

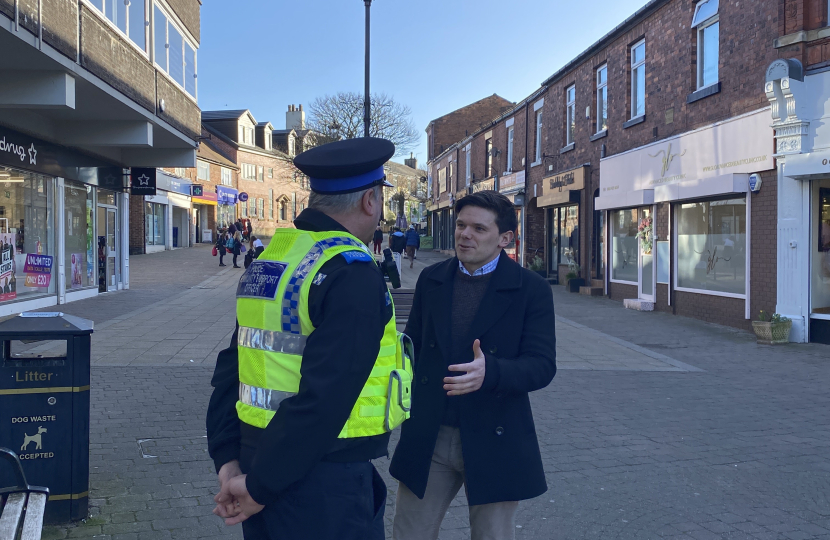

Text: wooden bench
xmin=0 ymin=448 xmax=48 ymax=540
xmin=391 ymin=288 xmax=415 ymax=325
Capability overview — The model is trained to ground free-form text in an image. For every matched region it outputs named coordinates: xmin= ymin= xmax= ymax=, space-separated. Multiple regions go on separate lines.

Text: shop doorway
xmin=637 ymin=207 xmax=655 ymax=302
xmin=547 ymin=205 xmax=580 ymax=283
xmin=810 ymin=180 xmax=830 ymax=343
xmin=97 ymin=206 xmax=117 ymax=292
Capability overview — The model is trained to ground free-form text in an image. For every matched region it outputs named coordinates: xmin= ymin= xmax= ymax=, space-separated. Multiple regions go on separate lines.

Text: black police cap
xmin=293 ymin=137 xmax=395 ymax=194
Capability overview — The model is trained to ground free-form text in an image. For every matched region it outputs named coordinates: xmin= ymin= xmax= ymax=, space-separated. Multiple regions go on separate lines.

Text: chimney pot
xmin=299 ymin=104 xmax=303 ymax=111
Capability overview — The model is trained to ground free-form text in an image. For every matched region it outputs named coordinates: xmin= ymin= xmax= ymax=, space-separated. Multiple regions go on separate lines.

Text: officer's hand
xmin=223 ymin=475 xmax=265 ymax=526
xmin=444 ymin=339 xmax=486 ymax=396
xmin=213 ymin=460 xmax=243 ymax=519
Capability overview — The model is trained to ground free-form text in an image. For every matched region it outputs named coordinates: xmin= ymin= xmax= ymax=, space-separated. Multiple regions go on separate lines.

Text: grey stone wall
xmin=79 ymin=4 xmax=155 ymax=113
xmin=157 ymin=74 xmax=201 ymax=140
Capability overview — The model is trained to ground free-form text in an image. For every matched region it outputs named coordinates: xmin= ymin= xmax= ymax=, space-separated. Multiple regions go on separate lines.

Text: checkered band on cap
xmin=281 ymin=236 xmax=368 ymax=333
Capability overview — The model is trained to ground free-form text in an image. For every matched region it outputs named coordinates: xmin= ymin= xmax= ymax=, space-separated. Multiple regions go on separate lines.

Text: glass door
xmin=812 ymin=182 xmax=830 ymax=319
xmin=637 ymin=207 xmax=655 ymax=301
xmin=97 ymin=206 xmax=117 ymax=292
xmin=106 ymin=209 xmax=117 ymax=291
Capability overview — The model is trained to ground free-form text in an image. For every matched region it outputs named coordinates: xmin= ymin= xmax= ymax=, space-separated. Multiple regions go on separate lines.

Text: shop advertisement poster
xmin=23 ymin=254 xmax=53 ymax=288
xmin=71 ymin=253 xmax=84 ymax=289
xmin=0 ymin=233 xmax=17 ymax=301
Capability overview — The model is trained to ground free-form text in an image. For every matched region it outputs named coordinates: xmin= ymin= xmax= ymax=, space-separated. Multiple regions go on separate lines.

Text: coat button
xmin=495 ymin=426 xmax=504 ymax=436
xmin=421 ymin=376 xmax=429 ymax=385
xmin=489 ymin=346 xmax=498 ymax=354
xmin=429 ymin=341 xmax=436 ymax=348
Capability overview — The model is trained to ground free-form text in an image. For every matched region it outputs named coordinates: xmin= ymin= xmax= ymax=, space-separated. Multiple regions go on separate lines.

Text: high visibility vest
xmin=235 ymin=228 xmax=413 ymax=438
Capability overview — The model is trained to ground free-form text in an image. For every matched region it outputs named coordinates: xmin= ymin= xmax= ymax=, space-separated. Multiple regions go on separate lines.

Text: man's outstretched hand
xmin=444 ymin=339 xmax=486 ymax=396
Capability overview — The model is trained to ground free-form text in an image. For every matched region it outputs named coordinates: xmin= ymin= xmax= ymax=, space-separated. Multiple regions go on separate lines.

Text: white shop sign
xmin=597 ymin=108 xmax=773 ymax=208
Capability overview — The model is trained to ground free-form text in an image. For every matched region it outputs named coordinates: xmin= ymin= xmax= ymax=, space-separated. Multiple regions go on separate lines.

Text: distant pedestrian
xmin=244 ymin=236 xmax=265 ymax=269
xmin=389 ymin=227 xmax=406 ymax=273
xmin=228 ymin=223 xmax=237 ymax=235
xmin=390 ymin=191 xmax=557 ymax=540
xmin=231 ymin=231 xmax=243 ymax=268
xmin=405 ymin=225 xmax=420 ymax=269
xmin=246 ymin=221 xmax=253 ymax=241
xmin=216 ymin=230 xmax=228 ymax=267
xmin=373 ymin=226 xmax=384 ymax=255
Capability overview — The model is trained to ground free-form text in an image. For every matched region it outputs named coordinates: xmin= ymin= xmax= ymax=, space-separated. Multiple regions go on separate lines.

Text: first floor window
xmin=506 ymin=127 xmax=514 ymax=173
xmin=631 ymin=40 xmax=646 ymax=118
xmin=221 ymin=167 xmax=233 ymax=186
xmin=597 ymin=65 xmax=608 ymax=133
xmin=269 ymin=189 xmax=274 ymax=219
xmin=535 ymin=112 xmax=543 ymax=162
xmin=242 ymin=164 xmax=256 ymax=181
xmin=465 ymin=148 xmax=471 ymax=185
xmin=566 ymin=86 xmax=576 ymax=145
xmin=697 ymin=17 xmax=719 ymax=89
xmin=257 ymin=166 xmax=264 ymax=182
xmin=268 ymin=168 xmax=273 ymax=178
xmin=258 ymin=198 xmax=264 ymax=218
xmin=197 ymin=161 xmax=209 ymax=181
xmin=676 ymin=197 xmax=746 ymax=295
xmin=240 ymin=201 xmax=248 ymax=218
xmin=154 ymin=4 xmax=197 ymax=98
xmin=248 ymin=198 xmax=256 ymax=218
xmin=145 ymin=202 xmax=166 ymax=246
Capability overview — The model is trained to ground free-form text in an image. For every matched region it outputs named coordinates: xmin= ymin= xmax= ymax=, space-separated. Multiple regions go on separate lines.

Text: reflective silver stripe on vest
xmin=239 ymin=382 xmax=296 ymax=412
xmin=238 ymin=326 xmax=307 ymax=354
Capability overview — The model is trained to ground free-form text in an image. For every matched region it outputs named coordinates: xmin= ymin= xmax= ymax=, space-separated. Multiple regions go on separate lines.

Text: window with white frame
xmin=257 ymin=166 xmax=264 ymax=182
xmin=597 ymin=65 xmax=608 ymax=133
xmin=535 ymin=111 xmax=543 ymax=163
xmin=631 ymin=40 xmax=646 ymax=118
xmin=239 ymin=127 xmax=254 ymax=146
xmin=506 ymin=127 xmax=514 ymax=173
xmin=692 ymin=0 xmax=719 ymax=89
xmin=248 ymin=198 xmax=256 ymax=218
xmin=566 ymin=86 xmax=576 ymax=146
xmin=241 ymin=200 xmax=248 ymax=218
xmin=465 ymin=147 xmax=471 ymax=186
xmin=268 ymin=168 xmax=273 ymax=179
xmin=153 ymin=3 xmax=197 ymax=98
xmin=269 ymin=189 xmax=274 ymax=219
xmin=174 ymin=167 xmax=186 ymax=177
xmin=197 ymin=161 xmax=209 ymax=181
xmin=258 ymin=198 xmax=264 ymax=219
xmin=88 ymin=0 xmax=147 ymax=52
xmin=241 ymin=163 xmax=256 ymax=181
xmin=221 ymin=167 xmax=233 ymax=186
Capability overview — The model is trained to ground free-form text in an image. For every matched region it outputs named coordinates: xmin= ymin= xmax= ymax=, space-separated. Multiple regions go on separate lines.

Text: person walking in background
xmin=246 ymin=221 xmax=253 ymax=241
xmin=216 ymin=230 xmax=228 ymax=267
xmin=389 ymin=227 xmax=406 ymax=274
xmin=390 ymin=191 xmax=557 ymax=540
xmin=244 ymin=235 xmax=266 ymax=269
xmin=231 ymin=230 xmax=243 ymax=268
xmin=405 ymin=225 xmax=420 ymax=269
xmin=373 ymin=226 xmax=384 ymax=255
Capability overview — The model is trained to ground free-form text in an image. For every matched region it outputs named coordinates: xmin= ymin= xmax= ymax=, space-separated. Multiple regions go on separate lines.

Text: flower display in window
xmin=636 ymin=217 xmax=653 ymax=255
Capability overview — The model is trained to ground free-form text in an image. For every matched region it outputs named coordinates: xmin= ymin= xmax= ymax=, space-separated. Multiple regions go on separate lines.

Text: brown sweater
xmin=443 ymin=268 xmax=493 ymax=427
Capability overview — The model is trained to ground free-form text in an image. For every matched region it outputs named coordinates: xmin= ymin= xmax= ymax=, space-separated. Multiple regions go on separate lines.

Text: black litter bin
xmin=0 ymin=312 xmax=93 ymax=524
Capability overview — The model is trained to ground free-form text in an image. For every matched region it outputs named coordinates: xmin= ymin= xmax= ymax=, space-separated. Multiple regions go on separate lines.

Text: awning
xmin=594 ymin=189 xmax=654 ymax=211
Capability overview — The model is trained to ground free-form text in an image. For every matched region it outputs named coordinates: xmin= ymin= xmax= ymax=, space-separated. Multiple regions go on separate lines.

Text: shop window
xmin=0 ymin=167 xmax=55 ymax=304
xmin=65 ymin=182 xmax=95 ymax=289
xmin=631 ymin=40 xmax=646 ymax=119
xmin=144 ymin=202 xmax=166 ymax=246
xmin=676 ymin=197 xmax=746 ymax=296
xmin=692 ymin=0 xmax=719 ymax=90
xmin=566 ymin=86 xmax=576 ymax=145
xmin=610 ymin=209 xmax=641 ymax=283
xmin=596 ymin=65 xmax=608 ymax=133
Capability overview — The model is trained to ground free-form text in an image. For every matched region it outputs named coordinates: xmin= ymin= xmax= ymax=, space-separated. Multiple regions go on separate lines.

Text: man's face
xmin=454 ymin=206 xmax=513 ymax=268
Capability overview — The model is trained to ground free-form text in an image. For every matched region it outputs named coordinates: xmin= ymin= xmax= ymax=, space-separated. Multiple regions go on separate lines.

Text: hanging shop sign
xmin=238 ymin=192 xmax=249 ymax=203
xmin=191 ymin=185 xmax=204 ymax=197
xmin=537 ymin=166 xmax=586 ymax=208
xmin=130 ymin=168 xmax=157 ymax=196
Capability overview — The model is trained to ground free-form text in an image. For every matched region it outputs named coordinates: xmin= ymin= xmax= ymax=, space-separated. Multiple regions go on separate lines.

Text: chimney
xmin=404 ymin=152 xmax=418 ymax=170
xmin=286 ymin=103 xmax=306 ymax=130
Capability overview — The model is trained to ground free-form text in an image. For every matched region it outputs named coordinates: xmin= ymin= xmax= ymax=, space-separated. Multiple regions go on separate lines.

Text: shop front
xmin=191 ymin=185 xmax=218 ymax=244
xmin=537 ymin=166 xmax=585 ymax=284
xmin=0 ymin=127 xmax=127 ymax=316
xmin=216 ymin=186 xmax=239 ymax=230
xmin=596 ymin=109 xmax=774 ymax=329
xmin=499 ymin=171 xmax=526 ymax=264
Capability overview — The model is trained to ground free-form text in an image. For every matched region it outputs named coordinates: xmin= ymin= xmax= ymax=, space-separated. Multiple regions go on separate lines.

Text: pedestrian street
xmin=27 ymin=244 xmax=830 ymax=540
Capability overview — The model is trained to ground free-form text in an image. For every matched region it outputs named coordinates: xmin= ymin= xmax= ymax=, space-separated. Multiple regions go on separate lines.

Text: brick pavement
xmin=36 ymin=247 xmax=830 ymax=540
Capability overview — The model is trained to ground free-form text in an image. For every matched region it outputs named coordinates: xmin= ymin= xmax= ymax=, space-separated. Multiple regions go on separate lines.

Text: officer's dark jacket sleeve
xmin=245 ymin=256 xmax=386 ymax=504
xmin=207 ymin=326 xmax=241 ymax=473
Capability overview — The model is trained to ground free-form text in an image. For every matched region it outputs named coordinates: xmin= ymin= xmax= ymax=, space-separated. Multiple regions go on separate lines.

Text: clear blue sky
xmin=198 ymin=0 xmax=650 ymax=166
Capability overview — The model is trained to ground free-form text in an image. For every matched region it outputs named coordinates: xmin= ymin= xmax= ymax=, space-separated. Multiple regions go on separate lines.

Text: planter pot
xmin=752 ymin=320 xmax=792 ymax=345
xmin=567 ymin=278 xmax=585 ymax=293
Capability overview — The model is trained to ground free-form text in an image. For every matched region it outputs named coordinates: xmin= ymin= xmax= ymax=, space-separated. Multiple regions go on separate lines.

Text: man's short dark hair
xmin=454 ymin=191 xmax=518 ymax=234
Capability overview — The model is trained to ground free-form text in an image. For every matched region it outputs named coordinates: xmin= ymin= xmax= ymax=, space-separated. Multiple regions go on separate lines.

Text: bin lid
xmin=0 ymin=312 xmax=93 ymax=337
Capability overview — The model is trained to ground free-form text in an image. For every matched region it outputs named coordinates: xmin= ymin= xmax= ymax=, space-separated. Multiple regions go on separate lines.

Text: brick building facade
xmin=427 ymin=0 xmax=787 ymax=333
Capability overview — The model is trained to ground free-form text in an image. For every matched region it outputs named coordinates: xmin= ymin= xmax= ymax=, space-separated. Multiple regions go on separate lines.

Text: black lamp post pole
xmin=364 ymin=0 xmax=372 ymax=138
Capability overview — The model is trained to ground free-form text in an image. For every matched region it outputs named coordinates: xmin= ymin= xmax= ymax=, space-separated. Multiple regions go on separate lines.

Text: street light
xmin=363 ymin=0 xmax=373 ymax=138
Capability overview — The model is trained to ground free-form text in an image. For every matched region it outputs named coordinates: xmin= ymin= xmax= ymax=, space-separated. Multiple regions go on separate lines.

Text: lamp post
xmin=363 ymin=0 xmax=372 ymax=138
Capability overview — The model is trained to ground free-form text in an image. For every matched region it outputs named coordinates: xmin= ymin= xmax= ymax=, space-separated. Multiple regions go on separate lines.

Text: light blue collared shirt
xmin=458 ymin=254 xmax=500 ymax=276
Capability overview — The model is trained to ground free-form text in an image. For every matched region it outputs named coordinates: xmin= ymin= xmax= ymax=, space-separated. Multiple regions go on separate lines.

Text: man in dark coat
xmin=390 ymin=191 xmax=556 ymax=540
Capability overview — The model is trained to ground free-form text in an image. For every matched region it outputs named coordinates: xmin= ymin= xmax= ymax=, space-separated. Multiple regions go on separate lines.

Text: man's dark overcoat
xmin=389 ymin=251 xmax=556 ymax=506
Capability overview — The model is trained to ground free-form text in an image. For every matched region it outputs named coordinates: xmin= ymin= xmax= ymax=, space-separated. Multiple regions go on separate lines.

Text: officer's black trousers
xmin=240 ymin=460 xmax=386 ymax=540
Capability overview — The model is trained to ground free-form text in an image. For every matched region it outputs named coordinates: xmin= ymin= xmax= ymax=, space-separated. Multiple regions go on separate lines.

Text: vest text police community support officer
xmin=207 ymin=137 xmax=414 ymax=540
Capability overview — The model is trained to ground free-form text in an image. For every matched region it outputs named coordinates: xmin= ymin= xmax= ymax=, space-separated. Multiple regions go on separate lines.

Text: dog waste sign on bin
xmin=0 ymin=312 xmax=93 ymax=524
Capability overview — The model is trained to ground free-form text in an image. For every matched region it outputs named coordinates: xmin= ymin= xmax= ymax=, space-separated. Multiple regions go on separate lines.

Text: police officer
xmin=206 ymin=137 xmax=413 ymax=540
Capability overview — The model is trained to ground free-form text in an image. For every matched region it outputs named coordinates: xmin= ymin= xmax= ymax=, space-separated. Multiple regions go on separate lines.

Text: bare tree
xmin=307 ymin=92 xmax=420 ymax=156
